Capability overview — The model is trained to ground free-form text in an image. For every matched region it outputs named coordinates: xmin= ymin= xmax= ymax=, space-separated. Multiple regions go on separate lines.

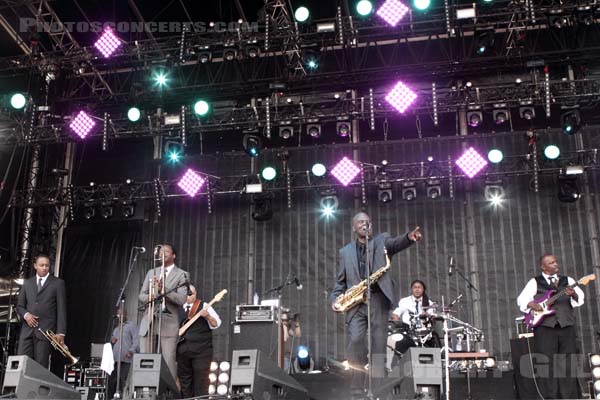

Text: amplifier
xmin=64 ymin=365 xmax=82 ymax=387
xmin=236 ymin=305 xmax=276 ymax=322
xmin=83 ymin=368 xmax=106 ymax=389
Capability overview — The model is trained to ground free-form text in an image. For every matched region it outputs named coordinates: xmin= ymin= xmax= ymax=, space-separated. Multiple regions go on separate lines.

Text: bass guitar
xmin=179 ymin=289 xmax=227 ymax=337
xmin=523 ymin=274 xmax=595 ymax=329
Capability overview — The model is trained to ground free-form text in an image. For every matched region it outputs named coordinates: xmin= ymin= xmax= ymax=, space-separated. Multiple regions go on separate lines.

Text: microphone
xmin=364 ymin=221 xmax=371 ymax=231
xmin=450 ymin=293 xmax=463 ymax=307
xmin=133 ymin=246 xmax=146 ymax=253
xmin=293 ymin=277 xmax=303 ymax=291
xmin=448 ymin=256 xmax=455 ymax=276
xmin=184 ymin=273 xmax=192 ymax=296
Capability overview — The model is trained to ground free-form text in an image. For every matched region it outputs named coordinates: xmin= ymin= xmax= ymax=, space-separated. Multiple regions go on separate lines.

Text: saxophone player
xmin=330 ymin=212 xmax=421 ymax=397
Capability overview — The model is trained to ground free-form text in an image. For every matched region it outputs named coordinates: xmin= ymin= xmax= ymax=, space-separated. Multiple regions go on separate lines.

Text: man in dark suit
xmin=331 ymin=212 xmax=422 ymax=395
xmin=176 ymin=284 xmax=221 ymax=398
xmin=16 ymin=254 xmax=67 ymax=369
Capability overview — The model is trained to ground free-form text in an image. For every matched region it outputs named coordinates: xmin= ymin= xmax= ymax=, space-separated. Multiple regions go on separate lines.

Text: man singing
xmin=138 ymin=244 xmax=188 ymax=383
xmin=330 ymin=212 xmax=422 ymax=397
xmin=517 ymin=254 xmax=584 ymax=399
xmin=16 ymin=254 xmax=67 ymax=369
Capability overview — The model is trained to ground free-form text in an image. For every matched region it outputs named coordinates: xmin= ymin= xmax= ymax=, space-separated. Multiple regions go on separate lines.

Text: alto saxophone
xmin=333 ymin=251 xmax=391 ymax=313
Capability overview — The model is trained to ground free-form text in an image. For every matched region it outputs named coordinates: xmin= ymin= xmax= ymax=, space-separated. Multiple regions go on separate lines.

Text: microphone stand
xmin=364 ymin=227 xmax=374 ymax=400
xmin=111 ymin=248 xmax=141 ymax=400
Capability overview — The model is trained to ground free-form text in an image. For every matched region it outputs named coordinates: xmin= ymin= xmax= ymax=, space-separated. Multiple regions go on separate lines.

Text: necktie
xmin=415 ymin=299 xmax=420 ymax=314
xmin=37 ymin=278 xmax=42 ymax=292
xmin=549 ymin=276 xmax=556 ymax=287
xmin=184 ymin=304 xmax=191 ymax=313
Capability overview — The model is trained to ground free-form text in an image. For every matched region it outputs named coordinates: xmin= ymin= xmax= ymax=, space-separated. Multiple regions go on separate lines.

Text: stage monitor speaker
xmin=128 ymin=353 xmax=178 ymax=399
xmin=230 ymin=349 xmax=308 ymax=400
xmin=389 ymin=347 xmax=442 ymax=399
xmin=1 ymin=355 xmax=80 ymax=399
xmin=231 ymin=321 xmax=280 ymax=364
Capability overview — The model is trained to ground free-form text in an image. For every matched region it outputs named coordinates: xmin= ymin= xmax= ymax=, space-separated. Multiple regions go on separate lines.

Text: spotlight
xmin=590 ymin=354 xmax=600 ymax=399
xmin=252 ymin=194 xmax=273 ymax=221
xmin=356 ymin=0 xmax=373 ymax=16
xmin=493 ymin=108 xmax=509 ymax=125
xmin=295 ymin=345 xmax=314 ymax=372
xmin=456 ymin=147 xmax=488 ymax=178
xmin=279 ymin=125 xmax=294 ymax=139
xmin=484 ymin=357 xmax=497 ymax=370
xmin=198 ymin=50 xmax=212 ymax=63
xmin=426 ymin=179 xmax=441 ymax=199
xmin=558 ymin=175 xmax=580 ymax=203
xmin=487 ymin=149 xmax=504 ymax=164
xmin=519 ymin=106 xmax=535 ymax=120
xmin=153 ymin=71 xmax=168 ymax=87
xmin=413 ymin=0 xmax=431 ymax=11
xmin=336 ymin=121 xmax=351 ymax=137
xmin=261 ymin=166 xmax=277 ymax=181
xmin=100 ymin=202 xmax=114 ymax=219
xmin=246 ymin=45 xmax=260 ymax=58
xmin=577 ymin=6 xmax=595 ymax=26
xmin=484 ymin=180 xmax=505 ymax=205
xmin=194 ymin=100 xmax=210 ymax=116
xmin=467 ymin=111 xmax=483 ymax=127
xmin=378 ymin=181 xmax=392 ymax=203
xmin=94 ymin=27 xmax=122 ymax=58
xmin=178 ymin=169 xmax=206 ymax=198
xmin=243 ymin=134 xmax=262 ymax=157
xmin=83 ymin=204 xmax=95 ymax=220
xmin=544 ymin=145 xmax=560 ymax=160
xmin=319 ymin=189 xmax=339 ymax=216
xmin=307 ymin=124 xmax=321 ymax=138
xmin=475 ymin=28 xmax=495 ymax=55
xmin=223 ymin=48 xmax=237 ymax=61
xmin=377 ymin=0 xmax=410 ymax=26
xmin=10 ymin=93 xmax=27 ymax=110
xmin=216 ymin=385 xmax=228 ymax=395
xmin=121 ymin=201 xmax=135 ymax=218
xmin=311 ymin=163 xmax=327 ymax=177
xmin=219 ymin=361 xmax=230 ymax=371
xmin=165 ymin=141 xmax=183 ymax=163
xmin=70 ymin=111 xmax=96 ymax=139
xmin=548 ymin=9 xmax=568 ymax=28
xmin=401 ymin=182 xmax=417 ymax=201
xmin=295 ymin=6 xmax=310 ymax=22
xmin=127 ymin=107 xmax=141 ymax=122
xmin=561 ymin=109 xmax=581 ymax=135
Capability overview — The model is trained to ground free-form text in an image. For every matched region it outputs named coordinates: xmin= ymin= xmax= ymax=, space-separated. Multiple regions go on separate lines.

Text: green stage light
xmin=261 ymin=166 xmax=277 ymax=181
xmin=194 ymin=100 xmax=210 ymax=116
xmin=10 ymin=93 xmax=26 ymax=109
xmin=307 ymin=60 xmax=318 ymax=70
xmin=413 ymin=0 xmax=431 ymax=11
xmin=488 ymin=149 xmax=504 ymax=164
xmin=544 ymin=145 xmax=560 ymax=160
xmin=295 ymin=6 xmax=310 ymax=22
xmin=356 ymin=0 xmax=373 ymax=16
xmin=127 ymin=107 xmax=141 ymax=122
xmin=311 ymin=163 xmax=327 ymax=177
xmin=153 ymin=71 xmax=168 ymax=87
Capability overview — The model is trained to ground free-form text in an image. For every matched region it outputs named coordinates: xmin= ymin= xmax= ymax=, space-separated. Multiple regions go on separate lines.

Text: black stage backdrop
xmin=61 ymin=130 xmax=600 ymax=366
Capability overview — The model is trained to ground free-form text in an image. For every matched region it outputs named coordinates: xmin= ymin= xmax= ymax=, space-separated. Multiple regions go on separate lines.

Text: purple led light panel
xmin=69 ymin=111 xmax=95 ymax=139
xmin=178 ymin=169 xmax=206 ymax=197
xmin=386 ymin=81 xmax=417 ymax=113
xmin=94 ymin=27 xmax=122 ymax=58
xmin=377 ymin=0 xmax=410 ymax=27
xmin=455 ymin=147 xmax=488 ymax=178
xmin=331 ymin=157 xmax=361 ymax=186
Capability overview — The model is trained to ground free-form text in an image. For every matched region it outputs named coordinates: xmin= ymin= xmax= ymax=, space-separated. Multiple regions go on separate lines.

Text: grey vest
xmin=534 ymin=275 xmax=576 ymax=328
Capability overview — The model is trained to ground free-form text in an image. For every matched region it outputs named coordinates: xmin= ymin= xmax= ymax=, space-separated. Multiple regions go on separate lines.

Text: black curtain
xmin=60 ymin=221 xmax=142 ymax=362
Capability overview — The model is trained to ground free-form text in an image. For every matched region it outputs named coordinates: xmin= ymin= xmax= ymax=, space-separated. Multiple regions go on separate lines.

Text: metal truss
xmin=1 ymin=1 xmax=600 ymax=104
xmin=8 ymin=136 xmax=598 ymax=209
xmin=2 ymin=75 xmax=599 ymax=145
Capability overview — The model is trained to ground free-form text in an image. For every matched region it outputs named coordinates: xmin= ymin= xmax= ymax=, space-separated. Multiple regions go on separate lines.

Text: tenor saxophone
xmin=333 ymin=252 xmax=391 ymax=313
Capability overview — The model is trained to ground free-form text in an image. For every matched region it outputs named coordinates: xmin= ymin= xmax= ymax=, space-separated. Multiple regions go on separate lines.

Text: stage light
xmin=336 ymin=122 xmax=351 ymax=137
xmin=101 ymin=202 xmax=114 ymax=219
xmin=590 ymin=354 xmax=600 ymax=367
xmin=279 ymin=125 xmax=294 ymax=139
xmin=320 ymin=189 xmax=338 ymax=217
xmin=295 ymin=6 xmax=310 ymax=22
xmin=306 ymin=59 xmax=318 ymax=70
xmin=565 ymin=165 xmax=584 ymax=175
xmin=194 ymin=100 xmax=210 ymax=116
xmin=378 ymin=181 xmax=393 ymax=203
xmin=548 ymin=9 xmax=568 ymax=28
xmin=577 ymin=6 xmax=594 ymax=26
xmin=208 ymin=385 xmax=216 ymax=395
xmin=558 ymin=175 xmax=580 ymax=203
xmin=385 ymin=81 xmax=417 ymax=113
xmin=311 ymin=163 xmax=327 ymax=177
xmin=165 ymin=141 xmax=183 ymax=163
xmin=307 ymin=124 xmax=321 ymax=138
xmin=296 ymin=346 xmax=312 ymax=371
xmin=10 ymin=93 xmax=26 ymax=109
xmin=223 ymin=48 xmax=237 ymax=61
xmin=331 ymin=157 xmax=360 ymax=186
xmin=487 ymin=149 xmax=504 ymax=164
xmin=519 ymin=106 xmax=535 ymax=120
xmin=198 ymin=50 xmax=212 ymax=63
xmin=246 ymin=45 xmax=260 ymax=58
xmin=401 ymin=182 xmax=416 ymax=201
xmin=475 ymin=29 xmax=495 ymax=55
xmin=243 ymin=134 xmax=262 ymax=157
xmin=377 ymin=0 xmax=409 ymax=26
xmin=153 ymin=71 xmax=168 ymax=87
xmin=456 ymin=147 xmax=488 ymax=178
xmin=561 ymin=109 xmax=581 ymax=135
xmin=544 ymin=145 xmax=560 ymax=160
xmin=484 ymin=180 xmax=504 ymax=205
xmin=467 ymin=111 xmax=483 ymax=127
xmin=261 ymin=166 xmax=277 ymax=181
xmin=219 ymin=361 xmax=230 ymax=371
xmin=426 ymin=179 xmax=441 ymax=199
xmin=210 ymin=362 xmax=219 ymax=371
xmin=121 ymin=201 xmax=135 ymax=218
xmin=70 ymin=111 xmax=96 ymax=139
xmin=83 ymin=204 xmax=95 ymax=220
xmin=484 ymin=357 xmax=497 ymax=369
xmin=413 ymin=0 xmax=431 ymax=11
xmin=252 ymin=194 xmax=273 ymax=221
xmin=127 ymin=107 xmax=141 ymax=122
xmin=218 ymin=372 xmax=229 ymax=384
xmin=216 ymin=385 xmax=228 ymax=395
xmin=178 ymin=169 xmax=206 ymax=197
xmin=94 ymin=27 xmax=122 ymax=58
xmin=493 ymin=108 xmax=509 ymax=125
xmin=356 ymin=0 xmax=373 ymax=16
xmin=208 ymin=373 xmax=217 ymax=383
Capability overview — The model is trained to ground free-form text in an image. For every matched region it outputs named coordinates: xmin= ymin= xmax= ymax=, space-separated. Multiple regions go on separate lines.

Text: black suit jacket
xmin=330 ymin=232 xmax=414 ymax=322
xmin=17 ymin=275 xmax=67 ymax=339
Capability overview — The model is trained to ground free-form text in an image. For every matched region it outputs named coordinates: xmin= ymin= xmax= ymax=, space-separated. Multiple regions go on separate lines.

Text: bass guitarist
xmin=176 ymin=284 xmax=221 ymax=398
xmin=516 ymin=253 xmax=584 ymax=399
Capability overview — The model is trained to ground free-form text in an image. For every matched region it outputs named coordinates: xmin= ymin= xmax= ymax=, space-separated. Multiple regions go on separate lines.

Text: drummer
xmin=391 ymin=279 xmax=435 ymax=326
